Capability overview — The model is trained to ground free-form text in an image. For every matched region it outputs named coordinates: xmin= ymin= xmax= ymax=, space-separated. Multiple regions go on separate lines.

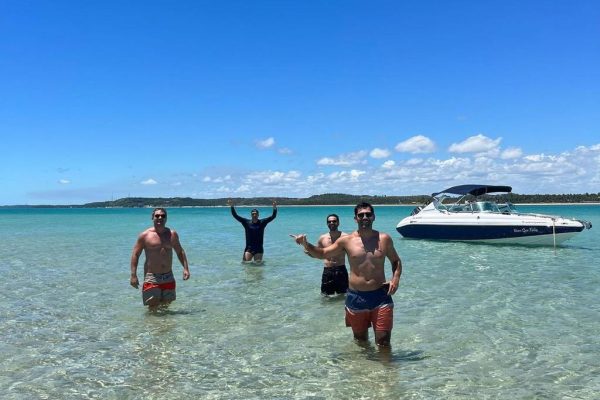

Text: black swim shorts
xmin=321 ymin=265 xmax=349 ymax=295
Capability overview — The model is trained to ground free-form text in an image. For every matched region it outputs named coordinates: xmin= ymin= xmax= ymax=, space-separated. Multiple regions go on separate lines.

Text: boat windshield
xmin=474 ymin=201 xmax=499 ymax=212
xmin=497 ymin=202 xmax=517 ymax=213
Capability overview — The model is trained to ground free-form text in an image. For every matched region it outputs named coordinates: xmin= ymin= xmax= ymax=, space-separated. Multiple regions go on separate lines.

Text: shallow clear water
xmin=1 ymin=205 xmax=599 ymax=399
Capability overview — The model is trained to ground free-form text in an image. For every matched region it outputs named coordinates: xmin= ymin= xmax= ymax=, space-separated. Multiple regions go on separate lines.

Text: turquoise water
xmin=1 ymin=205 xmax=599 ymax=399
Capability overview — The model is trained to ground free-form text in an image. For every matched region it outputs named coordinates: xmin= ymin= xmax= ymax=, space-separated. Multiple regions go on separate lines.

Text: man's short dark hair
xmin=326 ymin=213 xmax=339 ymax=222
xmin=251 ymin=208 xmax=259 ymax=214
xmin=152 ymin=207 xmax=167 ymax=218
xmin=354 ymin=202 xmax=374 ymax=216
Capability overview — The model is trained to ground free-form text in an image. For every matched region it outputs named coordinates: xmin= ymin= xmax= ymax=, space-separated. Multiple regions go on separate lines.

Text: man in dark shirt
xmin=228 ymin=199 xmax=277 ymax=263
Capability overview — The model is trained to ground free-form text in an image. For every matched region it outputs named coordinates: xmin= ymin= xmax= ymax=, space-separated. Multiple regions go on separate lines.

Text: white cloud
xmin=433 ymin=157 xmax=471 ymax=170
xmin=246 ymin=170 xmax=301 ymax=184
xmin=449 ymin=134 xmax=501 ymax=153
xmin=125 ymin=142 xmax=600 ymax=199
xmin=317 ymin=150 xmax=368 ymax=166
xmin=208 ymin=174 xmax=232 ymax=183
xmin=405 ymin=158 xmax=423 ymax=166
xmin=327 ymin=169 xmax=366 ymax=182
xmin=236 ymin=184 xmax=251 ymax=193
xmin=306 ymin=173 xmax=326 ymax=184
xmin=370 ymin=148 xmax=391 ymax=159
xmin=141 ymin=179 xmax=157 ymax=185
xmin=350 ymin=169 xmax=364 ymax=179
xmin=256 ymin=137 xmax=275 ymax=149
xmin=501 ymin=147 xmax=523 ymax=159
xmin=524 ymin=154 xmax=544 ymax=162
xmin=395 ymin=135 xmax=436 ymax=154
xmin=278 ymin=147 xmax=292 ymax=154
xmin=58 ymin=179 xmax=70 ymax=184
xmin=381 ymin=160 xmax=395 ymax=169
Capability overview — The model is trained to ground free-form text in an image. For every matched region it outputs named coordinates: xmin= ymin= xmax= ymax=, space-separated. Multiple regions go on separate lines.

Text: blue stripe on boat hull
xmin=396 ymin=224 xmax=584 ymax=241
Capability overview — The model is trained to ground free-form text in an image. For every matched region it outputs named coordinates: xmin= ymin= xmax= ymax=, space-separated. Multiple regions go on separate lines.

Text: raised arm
xmin=262 ymin=200 xmax=278 ymax=224
xmin=227 ymin=199 xmax=246 ymax=223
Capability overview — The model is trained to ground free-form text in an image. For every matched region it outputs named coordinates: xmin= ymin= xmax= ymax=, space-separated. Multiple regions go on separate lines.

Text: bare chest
xmin=346 ymin=236 xmax=385 ymax=264
xmin=144 ymin=231 xmax=173 ymax=251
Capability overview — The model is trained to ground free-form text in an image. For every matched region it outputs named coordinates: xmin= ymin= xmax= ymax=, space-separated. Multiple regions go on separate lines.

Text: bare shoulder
xmin=139 ymin=227 xmax=154 ymax=237
xmin=340 ymin=232 xmax=354 ymax=240
xmin=379 ymin=231 xmax=393 ymax=241
xmin=343 ymin=231 xmax=360 ymax=243
xmin=380 ymin=231 xmax=396 ymax=245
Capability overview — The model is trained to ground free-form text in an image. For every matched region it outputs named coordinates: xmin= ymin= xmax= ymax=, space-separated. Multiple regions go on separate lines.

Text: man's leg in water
xmin=374 ymin=329 xmax=391 ymax=346
xmin=353 ymin=329 xmax=369 ymax=342
xmin=373 ymin=305 xmax=393 ymax=346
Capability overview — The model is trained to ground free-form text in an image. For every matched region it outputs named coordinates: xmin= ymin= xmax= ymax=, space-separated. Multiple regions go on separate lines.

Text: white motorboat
xmin=396 ymin=184 xmax=592 ymax=245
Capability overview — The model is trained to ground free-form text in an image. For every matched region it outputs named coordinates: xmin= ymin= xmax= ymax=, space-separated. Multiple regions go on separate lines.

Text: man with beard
xmin=315 ymin=213 xmax=348 ymax=296
xmin=291 ymin=202 xmax=402 ymax=346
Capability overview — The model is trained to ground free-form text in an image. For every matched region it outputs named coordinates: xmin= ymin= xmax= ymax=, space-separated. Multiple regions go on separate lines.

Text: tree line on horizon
xmin=5 ymin=192 xmax=600 ymax=208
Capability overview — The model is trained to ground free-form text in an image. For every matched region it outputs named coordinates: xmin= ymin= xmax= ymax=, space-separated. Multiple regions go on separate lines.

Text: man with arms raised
xmin=292 ymin=202 xmax=402 ymax=346
xmin=130 ymin=208 xmax=190 ymax=311
xmin=228 ymin=199 xmax=277 ymax=263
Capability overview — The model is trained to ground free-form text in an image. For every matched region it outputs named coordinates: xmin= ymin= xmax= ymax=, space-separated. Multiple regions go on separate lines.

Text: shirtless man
xmin=316 ymin=214 xmax=348 ymax=296
xmin=292 ymin=202 xmax=402 ymax=346
xmin=130 ymin=208 xmax=190 ymax=311
xmin=228 ymin=199 xmax=277 ymax=263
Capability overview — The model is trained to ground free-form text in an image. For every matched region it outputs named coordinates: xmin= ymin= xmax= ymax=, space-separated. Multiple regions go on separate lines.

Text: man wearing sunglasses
xmin=314 ymin=214 xmax=348 ymax=296
xmin=130 ymin=208 xmax=190 ymax=311
xmin=228 ymin=199 xmax=278 ymax=263
xmin=291 ymin=202 xmax=402 ymax=347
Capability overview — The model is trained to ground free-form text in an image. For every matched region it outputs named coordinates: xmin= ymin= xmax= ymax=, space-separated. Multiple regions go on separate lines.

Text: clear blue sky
xmin=2 ymin=0 xmax=599 ymax=205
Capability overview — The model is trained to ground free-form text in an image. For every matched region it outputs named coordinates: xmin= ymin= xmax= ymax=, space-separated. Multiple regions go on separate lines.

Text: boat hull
xmin=396 ymin=222 xmax=583 ymax=245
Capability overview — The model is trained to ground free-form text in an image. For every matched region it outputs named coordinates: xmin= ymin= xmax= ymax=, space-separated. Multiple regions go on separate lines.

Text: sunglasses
xmin=327 ymin=220 xmax=339 ymax=224
xmin=356 ymin=212 xmax=373 ymax=218
xmin=154 ymin=214 xmax=166 ymax=219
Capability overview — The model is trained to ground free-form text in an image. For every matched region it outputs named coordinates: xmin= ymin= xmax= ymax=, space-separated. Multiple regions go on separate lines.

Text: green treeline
xmin=82 ymin=194 xmax=431 ymax=208
xmin=78 ymin=192 xmax=600 ymax=208
xmin=4 ymin=192 xmax=599 ymax=208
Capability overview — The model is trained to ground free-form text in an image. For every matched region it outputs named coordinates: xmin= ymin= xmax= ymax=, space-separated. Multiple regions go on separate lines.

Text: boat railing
xmin=410 ymin=206 xmax=423 ymax=216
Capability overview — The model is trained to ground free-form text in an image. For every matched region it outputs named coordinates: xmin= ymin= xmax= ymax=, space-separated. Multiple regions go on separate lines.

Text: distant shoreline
xmin=2 ymin=193 xmax=599 ymax=208
xmin=2 ymin=202 xmax=600 ymax=209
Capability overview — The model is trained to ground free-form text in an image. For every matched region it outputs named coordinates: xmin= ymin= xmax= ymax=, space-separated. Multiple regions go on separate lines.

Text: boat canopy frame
xmin=432 ymin=184 xmax=512 ymax=198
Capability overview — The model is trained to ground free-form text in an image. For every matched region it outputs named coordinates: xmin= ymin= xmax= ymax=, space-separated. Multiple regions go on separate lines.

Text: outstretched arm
xmin=290 ymin=234 xmax=344 ymax=259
